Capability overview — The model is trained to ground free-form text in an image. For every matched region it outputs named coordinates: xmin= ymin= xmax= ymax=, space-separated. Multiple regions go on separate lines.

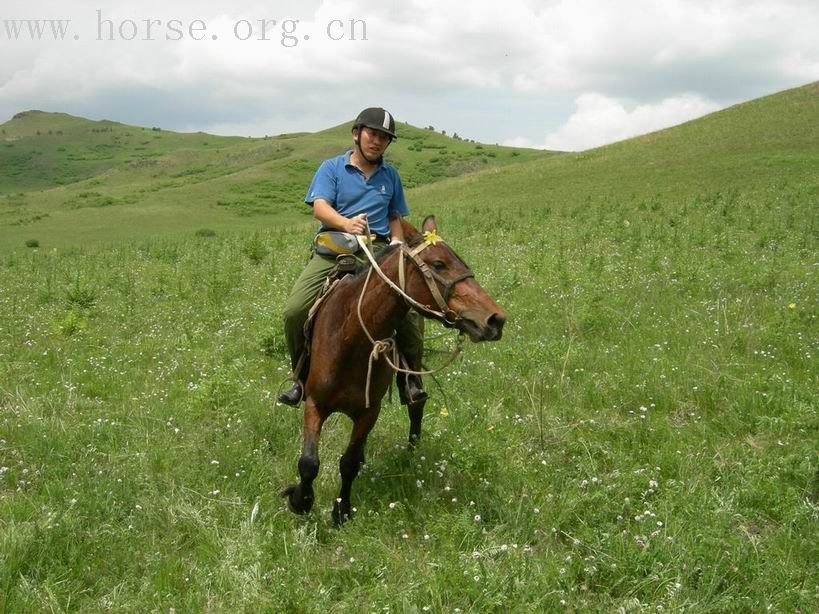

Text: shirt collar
xmin=344 ymin=149 xmax=384 ymax=172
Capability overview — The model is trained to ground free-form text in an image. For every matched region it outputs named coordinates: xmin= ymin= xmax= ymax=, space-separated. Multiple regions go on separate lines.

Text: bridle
xmin=356 ymin=232 xmax=475 ymax=326
xmin=397 ymin=239 xmax=475 ymax=326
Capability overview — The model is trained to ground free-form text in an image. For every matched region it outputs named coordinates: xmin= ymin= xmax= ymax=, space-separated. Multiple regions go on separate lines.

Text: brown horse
xmin=281 ymin=216 xmax=507 ymax=524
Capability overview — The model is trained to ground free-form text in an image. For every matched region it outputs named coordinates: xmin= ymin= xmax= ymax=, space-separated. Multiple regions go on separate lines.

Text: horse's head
xmin=399 ymin=216 xmax=507 ymax=342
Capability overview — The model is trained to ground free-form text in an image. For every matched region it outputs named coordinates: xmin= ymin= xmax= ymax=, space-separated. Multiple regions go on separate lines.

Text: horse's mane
xmin=352 ymin=243 xmax=400 ymax=277
xmin=351 ymin=233 xmax=424 ymax=277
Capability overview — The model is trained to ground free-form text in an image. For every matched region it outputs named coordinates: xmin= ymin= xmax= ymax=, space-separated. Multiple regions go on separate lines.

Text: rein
xmin=355 ymin=232 xmax=472 ymax=407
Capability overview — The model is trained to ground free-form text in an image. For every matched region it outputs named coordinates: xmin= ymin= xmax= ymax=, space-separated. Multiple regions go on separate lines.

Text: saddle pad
xmin=313 ymin=231 xmax=361 ymax=256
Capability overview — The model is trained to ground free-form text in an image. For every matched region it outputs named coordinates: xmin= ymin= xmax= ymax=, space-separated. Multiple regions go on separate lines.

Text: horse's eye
xmin=432 ymin=260 xmax=447 ymax=271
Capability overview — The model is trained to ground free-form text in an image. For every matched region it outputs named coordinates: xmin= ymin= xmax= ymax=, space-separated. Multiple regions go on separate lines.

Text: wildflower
xmin=439 ymin=407 xmax=449 ymax=417
xmin=389 ymin=502 xmax=396 ymax=509
xmin=788 ymin=303 xmax=796 ymax=309
xmin=474 ymin=514 xmax=481 ymax=523
xmin=423 ymin=230 xmax=442 ymax=245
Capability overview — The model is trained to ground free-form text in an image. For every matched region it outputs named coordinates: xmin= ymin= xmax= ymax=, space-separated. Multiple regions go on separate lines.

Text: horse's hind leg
xmin=333 ymin=407 xmax=380 ymax=525
xmin=407 ymin=397 xmax=426 ymax=449
xmin=281 ymin=398 xmax=326 ymax=515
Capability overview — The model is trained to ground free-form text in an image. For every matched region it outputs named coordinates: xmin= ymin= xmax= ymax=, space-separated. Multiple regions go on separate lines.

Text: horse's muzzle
xmin=460 ymin=310 xmax=506 ymax=342
xmin=484 ymin=312 xmax=506 ymax=341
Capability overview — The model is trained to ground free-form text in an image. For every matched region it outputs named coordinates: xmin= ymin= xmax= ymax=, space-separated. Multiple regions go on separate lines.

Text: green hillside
xmin=410 ymin=81 xmax=819 ymax=215
xmin=0 ymin=111 xmax=549 ymax=252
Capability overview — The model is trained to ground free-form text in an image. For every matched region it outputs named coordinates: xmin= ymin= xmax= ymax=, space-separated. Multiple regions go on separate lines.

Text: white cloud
xmin=536 ymin=93 xmax=722 ymax=151
xmin=1 ymin=0 xmax=818 ymax=144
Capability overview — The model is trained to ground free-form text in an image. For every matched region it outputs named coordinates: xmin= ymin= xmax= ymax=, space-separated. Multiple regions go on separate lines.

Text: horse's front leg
xmin=281 ymin=397 xmax=326 ymax=515
xmin=407 ymin=397 xmax=426 ymax=449
xmin=333 ymin=406 xmax=380 ymax=525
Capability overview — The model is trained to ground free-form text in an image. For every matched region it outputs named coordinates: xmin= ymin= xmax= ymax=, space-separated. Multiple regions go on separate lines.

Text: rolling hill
xmin=410 ymin=81 xmax=819 ymax=216
xmin=0 ymin=111 xmax=550 ymax=252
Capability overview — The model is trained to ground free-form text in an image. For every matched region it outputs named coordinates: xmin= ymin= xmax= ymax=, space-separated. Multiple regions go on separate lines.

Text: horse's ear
xmin=421 ymin=215 xmax=438 ymax=233
xmin=400 ymin=218 xmax=420 ymax=241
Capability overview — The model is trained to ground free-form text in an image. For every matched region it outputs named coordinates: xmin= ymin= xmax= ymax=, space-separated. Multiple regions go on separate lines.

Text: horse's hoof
xmin=281 ymin=484 xmax=313 ymax=515
xmin=332 ymin=499 xmax=353 ymax=526
xmin=407 ymin=433 xmax=421 ymax=450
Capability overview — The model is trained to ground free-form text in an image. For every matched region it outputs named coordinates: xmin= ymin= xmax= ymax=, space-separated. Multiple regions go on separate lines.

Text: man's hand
xmin=313 ymin=200 xmax=369 ymax=235
xmin=345 ymin=213 xmax=368 ymax=235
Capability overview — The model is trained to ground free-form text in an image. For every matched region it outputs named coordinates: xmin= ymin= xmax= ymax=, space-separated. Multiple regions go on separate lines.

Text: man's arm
xmin=389 ymin=214 xmax=405 ymax=242
xmin=313 ymin=199 xmax=367 ymax=235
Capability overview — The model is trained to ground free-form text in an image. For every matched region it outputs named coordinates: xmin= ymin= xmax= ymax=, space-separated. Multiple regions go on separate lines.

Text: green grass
xmin=0 ymin=83 xmax=817 ymax=611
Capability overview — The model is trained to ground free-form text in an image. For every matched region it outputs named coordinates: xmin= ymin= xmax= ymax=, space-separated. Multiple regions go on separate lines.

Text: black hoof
xmin=281 ymin=484 xmax=313 ymax=515
xmin=407 ymin=433 xmax=421 ymax=450
xmin=332 ymin=499 xmax=353 ymax=526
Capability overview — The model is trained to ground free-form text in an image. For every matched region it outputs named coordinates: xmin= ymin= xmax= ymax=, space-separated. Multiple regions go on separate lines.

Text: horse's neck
xmin=353 ymin=251 xmax=410 ymax=337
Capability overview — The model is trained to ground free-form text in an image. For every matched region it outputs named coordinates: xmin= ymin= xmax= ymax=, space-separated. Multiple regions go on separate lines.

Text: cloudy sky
xmin=2 ymin=0 xmax=818 ymax=151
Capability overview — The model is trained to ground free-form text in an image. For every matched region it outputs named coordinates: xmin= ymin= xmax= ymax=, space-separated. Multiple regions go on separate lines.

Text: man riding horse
xmin=278 ymin=107 xmax=427 ymax=408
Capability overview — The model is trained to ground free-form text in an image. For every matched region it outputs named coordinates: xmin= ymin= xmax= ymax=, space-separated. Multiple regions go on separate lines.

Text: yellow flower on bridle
xmin=423 ymin=230 xmax=443 ymax=245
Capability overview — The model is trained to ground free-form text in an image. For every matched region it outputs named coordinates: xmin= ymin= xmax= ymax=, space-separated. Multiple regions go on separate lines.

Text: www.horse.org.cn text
xmin=0 ymin=12 xmax=369 ymax=47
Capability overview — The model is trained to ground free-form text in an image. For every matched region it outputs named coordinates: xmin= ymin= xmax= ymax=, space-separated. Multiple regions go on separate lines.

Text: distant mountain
xmin=0 ymin=111 xmax=548 ymax=194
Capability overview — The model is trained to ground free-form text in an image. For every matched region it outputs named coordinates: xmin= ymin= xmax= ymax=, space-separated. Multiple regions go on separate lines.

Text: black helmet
xmin=353 ymin=107 xmax=397 ymax=140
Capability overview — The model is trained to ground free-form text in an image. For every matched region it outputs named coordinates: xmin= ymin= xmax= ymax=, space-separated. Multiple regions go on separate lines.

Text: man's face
xmin=356 ymin=126 xmax=392 ymax=159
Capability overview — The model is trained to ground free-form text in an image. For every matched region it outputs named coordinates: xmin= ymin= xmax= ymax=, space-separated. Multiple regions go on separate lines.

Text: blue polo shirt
xmin=304 ymin=151 xmax=409 ymax=237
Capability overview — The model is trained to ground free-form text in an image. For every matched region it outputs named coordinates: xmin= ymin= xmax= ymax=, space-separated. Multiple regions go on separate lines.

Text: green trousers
xmin=283 ymin=242 xmax=424 ymax=373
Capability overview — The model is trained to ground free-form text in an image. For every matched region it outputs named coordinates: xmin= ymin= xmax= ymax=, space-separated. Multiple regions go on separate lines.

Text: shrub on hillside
xmin=66 ymin=279 xmax=97 ymax=309
xmin=243 ymin=235 xmax=268 ymax=265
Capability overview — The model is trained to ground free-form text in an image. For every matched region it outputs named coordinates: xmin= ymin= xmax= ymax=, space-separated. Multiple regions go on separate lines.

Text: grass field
xmin=0 ymin=84 xmax=817 ymax=612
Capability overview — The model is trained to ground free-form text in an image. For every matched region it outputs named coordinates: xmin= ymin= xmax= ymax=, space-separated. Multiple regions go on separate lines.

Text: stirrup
xmin=398 ymin=373 xmax=428 ymax=405
xmin=332 ymin=254 xmax=357 ymax=278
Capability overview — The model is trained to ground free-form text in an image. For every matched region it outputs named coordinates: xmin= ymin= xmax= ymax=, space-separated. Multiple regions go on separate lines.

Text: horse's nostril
xmin=487 ymin=313 xmax=506 ymax=331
